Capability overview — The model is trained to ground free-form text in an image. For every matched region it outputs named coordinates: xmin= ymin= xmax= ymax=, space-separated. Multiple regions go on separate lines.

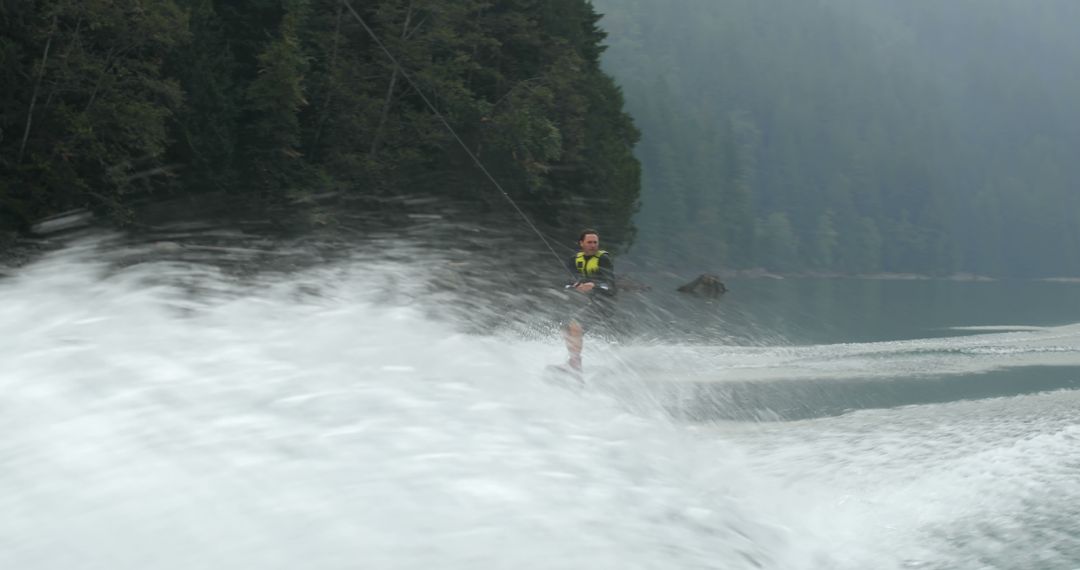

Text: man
xmin=563 ymin=229 xmax=616 ymax=373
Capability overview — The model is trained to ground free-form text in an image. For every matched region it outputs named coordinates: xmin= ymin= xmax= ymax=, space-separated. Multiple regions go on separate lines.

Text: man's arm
xmin=592 ymin=255 xmax=616 ymax=296
xmin=566 ymin=256 xmax=580 ymax=287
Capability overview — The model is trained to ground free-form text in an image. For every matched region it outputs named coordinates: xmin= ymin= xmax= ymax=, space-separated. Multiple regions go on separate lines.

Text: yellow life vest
xmin=574 ymin=250 xmax=607 ymax=278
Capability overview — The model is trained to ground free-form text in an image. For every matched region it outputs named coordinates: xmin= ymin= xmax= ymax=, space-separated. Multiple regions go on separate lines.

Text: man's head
xmin=578 ymin=229 xmax=600 ymax=256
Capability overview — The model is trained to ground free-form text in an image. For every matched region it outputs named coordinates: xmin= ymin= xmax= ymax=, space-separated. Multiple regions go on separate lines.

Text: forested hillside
xmin=596 ymin=0 xmax=1080 ymax=277
xmin=1 ymin=0 xmax=640 ymax=244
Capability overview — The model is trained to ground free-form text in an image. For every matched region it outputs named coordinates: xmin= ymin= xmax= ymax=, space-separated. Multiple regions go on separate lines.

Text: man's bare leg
xmin=564 ymin=319 xmax=584 ymax=371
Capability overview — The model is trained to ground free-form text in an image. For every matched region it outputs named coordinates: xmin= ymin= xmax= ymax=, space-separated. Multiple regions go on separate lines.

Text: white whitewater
xmin=3 ymin=238 xmax=1080 ymax=569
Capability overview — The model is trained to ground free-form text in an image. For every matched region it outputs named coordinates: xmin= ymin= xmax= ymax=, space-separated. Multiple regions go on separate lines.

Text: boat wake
xmin=3 ymin=236 xmax=1080 ymax=569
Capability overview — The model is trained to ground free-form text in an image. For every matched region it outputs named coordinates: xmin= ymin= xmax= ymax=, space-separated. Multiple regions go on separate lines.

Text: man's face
xmin=579 ymin=233 xmax=600 ymax=255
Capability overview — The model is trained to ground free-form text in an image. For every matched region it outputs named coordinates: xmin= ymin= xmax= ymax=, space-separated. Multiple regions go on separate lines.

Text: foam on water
xmin=724 ymin=391 xmax=1080 ymax=568
xmin=0 ymin=240 xmax=834 ymax=569
xmin=3 ymin=238 xmax=1080 ymax=569
xmin=606 ymin=323 xmax=1080 ymax=384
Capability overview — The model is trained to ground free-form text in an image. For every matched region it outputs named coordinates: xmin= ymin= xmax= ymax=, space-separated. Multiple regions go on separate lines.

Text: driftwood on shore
xmin=676 ymin=273 xmax=727 ymax=297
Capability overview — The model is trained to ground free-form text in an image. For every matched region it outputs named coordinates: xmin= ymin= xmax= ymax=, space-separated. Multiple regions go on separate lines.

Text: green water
xmin=626 ymin=276 xmax=1080 ymax=345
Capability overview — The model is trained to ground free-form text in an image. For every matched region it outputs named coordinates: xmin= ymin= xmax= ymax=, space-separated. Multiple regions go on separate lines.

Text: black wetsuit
xmin=568 ymin=253 xmax=615 ymax=293
xmin=567 ymin=252 xmax=616 ymax=330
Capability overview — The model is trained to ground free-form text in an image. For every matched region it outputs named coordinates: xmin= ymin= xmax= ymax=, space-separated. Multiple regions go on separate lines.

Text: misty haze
xmin=3 ymin=1 xmax=1080 ymax=569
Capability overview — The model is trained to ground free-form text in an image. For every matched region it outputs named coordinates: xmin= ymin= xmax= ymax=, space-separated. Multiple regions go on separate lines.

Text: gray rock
xmin=677 ymin=273 xmax=727 ymax=297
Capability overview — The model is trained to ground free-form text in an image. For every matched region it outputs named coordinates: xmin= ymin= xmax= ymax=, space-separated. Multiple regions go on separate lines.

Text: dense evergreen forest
xmin=0 ymin=0 xmax=640 ymax=245
xmin=596 ymin=0 xmax=1080 ymax=277
xmin=7 ymin=0 xmax=1080 ymax=278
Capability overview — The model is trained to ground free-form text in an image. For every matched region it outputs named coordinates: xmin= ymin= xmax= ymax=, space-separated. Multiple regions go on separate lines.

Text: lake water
xmin=3 ymin=229 xmax=1080 ymax=569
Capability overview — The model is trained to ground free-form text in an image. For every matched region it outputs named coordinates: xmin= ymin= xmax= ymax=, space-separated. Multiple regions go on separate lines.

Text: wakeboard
xmin=542 ymin=364 xmax=585 ymax=391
